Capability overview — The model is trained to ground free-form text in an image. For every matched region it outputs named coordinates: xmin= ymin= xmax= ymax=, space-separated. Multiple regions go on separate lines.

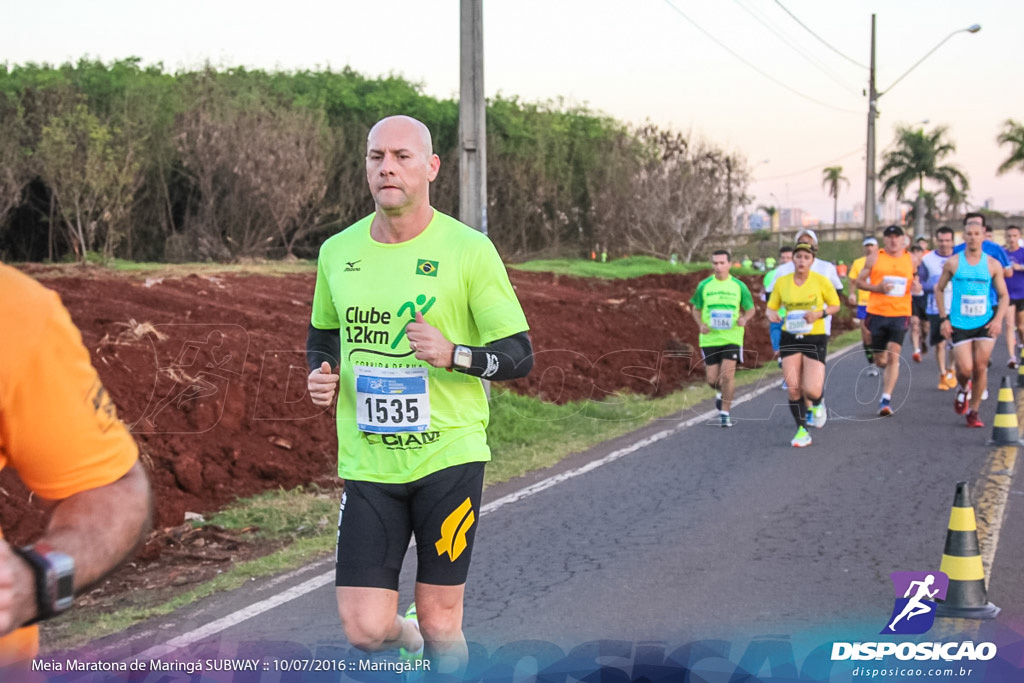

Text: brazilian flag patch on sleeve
xmin=416 ymin=259 xmax=439 ymax=277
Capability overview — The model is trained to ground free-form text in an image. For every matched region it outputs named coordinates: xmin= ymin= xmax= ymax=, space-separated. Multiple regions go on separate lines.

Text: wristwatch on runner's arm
xmin=12 ymin=542 xmax=75 ymax=624
xmin=452 ymin=345 xmax=473 ymax=369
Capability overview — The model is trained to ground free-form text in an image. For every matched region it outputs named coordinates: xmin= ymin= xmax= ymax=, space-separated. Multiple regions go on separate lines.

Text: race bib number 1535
xmin=355 ymin=366 xmax=430 ymax=433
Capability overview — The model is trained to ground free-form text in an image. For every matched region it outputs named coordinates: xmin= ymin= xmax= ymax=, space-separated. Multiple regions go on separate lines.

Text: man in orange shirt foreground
xmin=856 ymin=224 xmax=916 ymax=417
xmin=0 ymin=264 xmax=151 ymax=668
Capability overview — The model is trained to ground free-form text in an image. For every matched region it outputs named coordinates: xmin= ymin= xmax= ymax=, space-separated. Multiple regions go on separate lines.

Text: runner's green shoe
xmin=791 ymin=426 xmax=812 ymax=448
xmin=399 ymin=602 xmax=423 ymax=662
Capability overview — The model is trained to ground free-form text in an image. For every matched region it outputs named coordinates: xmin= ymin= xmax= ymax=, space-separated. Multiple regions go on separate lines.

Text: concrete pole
xmin=459 ymin=0 xmax=490 ymax=399
xmin=459 ymin=0 xmax=487 ymax=235
xmin=864 ymin=14 xmax=877 ymax=237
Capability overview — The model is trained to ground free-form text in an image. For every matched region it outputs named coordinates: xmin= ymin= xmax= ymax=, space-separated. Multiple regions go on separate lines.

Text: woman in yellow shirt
xmin=767 ymin=243 xmax=841 ymax=447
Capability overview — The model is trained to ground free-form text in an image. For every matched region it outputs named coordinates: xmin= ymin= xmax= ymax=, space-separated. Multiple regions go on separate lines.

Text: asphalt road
xmin=75 ymin=338 xmax=1024 ymax=681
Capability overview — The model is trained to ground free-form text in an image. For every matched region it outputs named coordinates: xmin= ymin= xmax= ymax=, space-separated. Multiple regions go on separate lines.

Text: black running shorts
xmin=927 ymin=314 xmax=946 ymax=348
xmin=865 ymin=314 xmax=909 ymax=352
xmin=951 ymin=323 xmax=994 ymax=347
xmin=912 ymin=295 xmax=928 ymax=320
xmin=335 ymin=461 xmax=485 ymax=589
xmin=700 ymin=344 xmax=742 ymax=367
xmin=779 ymin=332 xmax=828 ymax=363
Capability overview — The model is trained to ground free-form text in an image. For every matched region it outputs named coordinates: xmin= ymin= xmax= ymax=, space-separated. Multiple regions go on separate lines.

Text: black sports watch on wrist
xmin=452 ymin=345 xmax=473 ymax=370
xmin=13 ymin=542 xmax=74 ymax=624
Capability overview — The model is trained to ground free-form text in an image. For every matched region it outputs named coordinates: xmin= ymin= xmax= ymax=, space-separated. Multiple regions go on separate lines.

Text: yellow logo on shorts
xmin=435 ymin=497 xmax=475 ymax=562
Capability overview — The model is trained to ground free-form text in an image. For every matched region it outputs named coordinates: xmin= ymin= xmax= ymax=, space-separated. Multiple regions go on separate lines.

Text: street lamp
xmin=863 ymin=17 xmax=980 ymax=236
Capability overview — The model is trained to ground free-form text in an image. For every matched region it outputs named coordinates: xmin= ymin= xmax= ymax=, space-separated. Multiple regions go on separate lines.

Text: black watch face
xmin=46 ymin=551 xmax=75 ymax=612
xmin=56 ymin=571 xmax=74 ymax=610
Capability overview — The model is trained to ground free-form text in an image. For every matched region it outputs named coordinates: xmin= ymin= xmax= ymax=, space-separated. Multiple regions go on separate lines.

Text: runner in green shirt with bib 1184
xmin=689 ymin=249 xmax=756 ymax=428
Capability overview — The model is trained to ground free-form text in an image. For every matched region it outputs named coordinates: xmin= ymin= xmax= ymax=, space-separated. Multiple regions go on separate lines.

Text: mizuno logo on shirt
xmin=344 ymin=260 xmax=361 ymax=272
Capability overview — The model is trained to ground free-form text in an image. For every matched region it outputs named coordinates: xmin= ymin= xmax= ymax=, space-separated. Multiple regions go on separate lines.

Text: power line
xmin=733 ymin=0 xmax=860 ymax=96
xmin=756 ymin=146 xmax=864 ymax=182
xmin=661 ymin=0 xmax=861 ymax=115
xmin=774 ymin=0 xmax=869 ymax=70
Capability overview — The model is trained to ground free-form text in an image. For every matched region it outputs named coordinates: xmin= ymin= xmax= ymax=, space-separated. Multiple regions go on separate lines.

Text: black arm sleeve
xmin=306 ymin=324 xmax=340 ymax=372
xmin=456 ymin=331 xmax=534 ymax=381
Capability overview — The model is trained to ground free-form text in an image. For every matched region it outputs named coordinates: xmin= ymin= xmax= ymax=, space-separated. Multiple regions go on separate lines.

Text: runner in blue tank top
xmin=948 ymin=251 xmax=993 ymax=330
xmin=1003 ymin=224 xmax=1024 ymax=368
xmin=935 ymin=213 xmax=1009 ymax=428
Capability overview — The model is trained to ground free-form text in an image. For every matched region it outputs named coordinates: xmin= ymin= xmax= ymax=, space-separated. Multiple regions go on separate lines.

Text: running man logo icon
xmin=435 ymin=497 xmax=475 ymax=562
xmin=881 ymin=571 xmax=949 ymax=634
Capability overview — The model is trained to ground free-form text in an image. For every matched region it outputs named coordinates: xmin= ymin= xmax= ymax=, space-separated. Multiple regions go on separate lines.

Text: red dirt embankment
xmin=1 ymin=266 xmax=839 ymax=545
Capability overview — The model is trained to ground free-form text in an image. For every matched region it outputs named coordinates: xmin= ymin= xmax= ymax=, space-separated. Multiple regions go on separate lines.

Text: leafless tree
xmin=175 ymin=73 xmax=331 ymax=260
xmin=623 ymin=126 xmax=747 ymax=261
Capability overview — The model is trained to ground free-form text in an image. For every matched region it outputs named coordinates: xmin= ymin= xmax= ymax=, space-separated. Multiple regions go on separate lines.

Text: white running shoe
xmin=810 ymin=403 xmax=827 ymax=429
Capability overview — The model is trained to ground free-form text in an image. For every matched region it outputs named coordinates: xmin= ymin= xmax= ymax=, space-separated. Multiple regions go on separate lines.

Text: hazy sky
xmin=4 ymin=0 xmax=1023 ymax=224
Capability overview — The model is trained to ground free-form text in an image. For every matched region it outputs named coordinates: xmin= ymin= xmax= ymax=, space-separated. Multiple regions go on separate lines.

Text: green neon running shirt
xmin=310 ymin=211 xmax=530 ymax=483
xmin=689 ymin=275 xmax=754 ymax=347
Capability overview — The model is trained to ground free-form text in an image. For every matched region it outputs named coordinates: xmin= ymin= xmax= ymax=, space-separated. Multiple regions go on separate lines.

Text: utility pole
xmin=459 ymin=0 xmax=490 ymax=399
xmin=863 ymin=17 xmax=979 ymax=238
xmin=864 ymin=13 xmax=877 ymax=238
xmin=459 ymin=0 xmax=487 ymax=235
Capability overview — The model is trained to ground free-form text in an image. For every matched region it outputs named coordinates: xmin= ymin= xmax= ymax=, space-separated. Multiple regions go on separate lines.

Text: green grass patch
xmin=202 ymin=486 xmax=338 ymax=538
xmin=511 ymin=256 xmax=709 ymax=279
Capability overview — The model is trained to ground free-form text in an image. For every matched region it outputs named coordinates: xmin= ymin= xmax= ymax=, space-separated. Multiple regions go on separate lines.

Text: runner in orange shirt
xmin=0 ymin=264 xmax=151 ymax=669
xmin=856 ymin=225 xmax=915 ymax=416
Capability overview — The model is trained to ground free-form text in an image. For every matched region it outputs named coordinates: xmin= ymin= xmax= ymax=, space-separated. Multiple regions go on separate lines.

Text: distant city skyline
xmin=4 ymin=1 xmax=1022 ymax=224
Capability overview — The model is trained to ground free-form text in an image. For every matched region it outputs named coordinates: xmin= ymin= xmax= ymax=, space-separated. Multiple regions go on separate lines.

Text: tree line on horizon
xmin=0 ymin=58 xmax=751 ymax=264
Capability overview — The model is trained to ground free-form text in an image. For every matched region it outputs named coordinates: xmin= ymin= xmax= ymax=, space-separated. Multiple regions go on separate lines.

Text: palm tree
xmin=997 ymin=118 xmax=1024 ymax=175
xmin=821 ymin=166 xmax=848 ymax=243
xmin=879 ymin=125 xmax=968 ymax=237
xmin=943 ymin=185 xmax=970 ymax=223
xmin=903 ymin=190 xmax=939 ymax=233
xmin=757 ymin=204 xmax=779 ymax=246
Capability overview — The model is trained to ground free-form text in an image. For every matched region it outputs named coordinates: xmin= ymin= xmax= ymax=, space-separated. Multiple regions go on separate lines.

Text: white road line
xmin=133 ymin=572 xmax=335 ymax=661
xmin=123 ymin=343 xmax=860 ymax=660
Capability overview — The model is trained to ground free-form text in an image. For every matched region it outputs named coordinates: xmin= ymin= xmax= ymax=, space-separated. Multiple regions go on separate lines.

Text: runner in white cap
xmin=764 ymin=229 xmax=844 ymax=425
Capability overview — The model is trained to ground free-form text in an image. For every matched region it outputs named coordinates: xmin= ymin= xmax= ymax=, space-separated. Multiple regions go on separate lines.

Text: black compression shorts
xmin=335 ymin=461 xmax=485 ymax=589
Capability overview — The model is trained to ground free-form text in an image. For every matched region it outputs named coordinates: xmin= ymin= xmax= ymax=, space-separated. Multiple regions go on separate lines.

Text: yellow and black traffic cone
xmin=935 ymin=481 xmax=999 ymax=619
xmin=1017 ymin=348 xmax=1024 ymax=387
xmin=988 ymin=376 xmax=1024 ymax=446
